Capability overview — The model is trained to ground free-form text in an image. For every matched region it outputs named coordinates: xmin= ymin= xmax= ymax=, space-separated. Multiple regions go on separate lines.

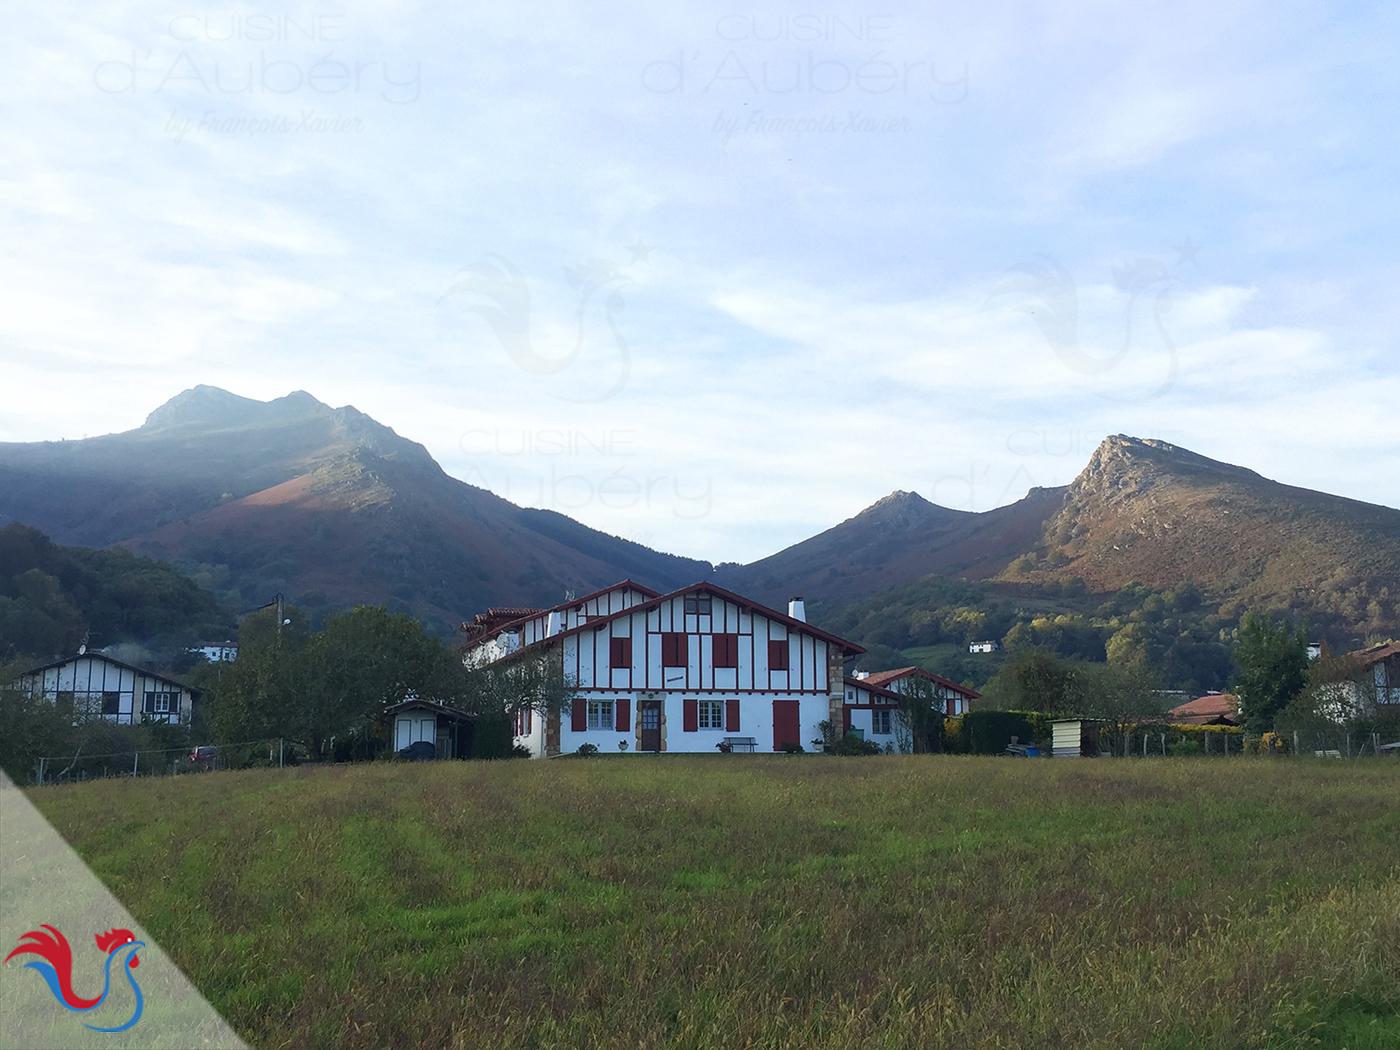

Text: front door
xmin=772 ymin=700 xmax=800 ymax=751
xmin=639 ymin=701 xmax=662 ymax=751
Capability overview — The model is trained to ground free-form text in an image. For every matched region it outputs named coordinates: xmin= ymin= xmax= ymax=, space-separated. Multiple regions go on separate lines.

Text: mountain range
xmin=1 ymin=388 xmax=1396 ymax=642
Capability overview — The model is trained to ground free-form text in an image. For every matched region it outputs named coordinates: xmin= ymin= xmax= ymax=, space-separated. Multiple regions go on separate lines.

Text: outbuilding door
xmin=639 ymin=701 xmax=662 ymax=751
xmin=772 ymin=700 xmax=801 ymax=751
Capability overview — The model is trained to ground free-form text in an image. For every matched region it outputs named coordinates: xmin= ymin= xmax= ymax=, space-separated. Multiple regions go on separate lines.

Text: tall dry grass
xmin=26 ymin=755 xmax=1400 ymax=1049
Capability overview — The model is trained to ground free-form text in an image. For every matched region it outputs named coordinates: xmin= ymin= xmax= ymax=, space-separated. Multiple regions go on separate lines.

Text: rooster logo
xmin=5 ymin=925 xmax=145 ymax=1033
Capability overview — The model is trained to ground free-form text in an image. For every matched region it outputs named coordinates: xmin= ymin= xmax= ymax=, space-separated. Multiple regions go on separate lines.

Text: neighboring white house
xmin=15 ymin=652 xmax=195 ymax=726
xmin=857 ymin=666 xmax=980 ymax=716
xmin=193 ymin=643 xmax=238 ymax=663
xmin=841 ymin=675 xmax=906 ymax=747
xmin=968 ymin=640 xmax=1001 ymax=654
xmin=463 ymin=582 xmax=867 ymax=757
xmin=1338 ymin=641 xmax=1400 ymax=710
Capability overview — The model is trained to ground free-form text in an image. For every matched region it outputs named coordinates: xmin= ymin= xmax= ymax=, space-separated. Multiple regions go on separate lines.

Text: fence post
xmin=1345 ymin=732 xmax=1351 ymax=759
xmin=1293 ymin=730 xmax=1299 ymax=757
xmin=133 ymin=751 xmax=138 ymax=777
xmin=1160 ymin=732 xmax=1165 ymax=756
xmin=279 ymin=738 xmax=284 ymax=769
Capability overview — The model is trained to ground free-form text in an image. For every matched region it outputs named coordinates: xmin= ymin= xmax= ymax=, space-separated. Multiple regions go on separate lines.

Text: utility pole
xmin=276 ymin=593 xmax=285 ymax=643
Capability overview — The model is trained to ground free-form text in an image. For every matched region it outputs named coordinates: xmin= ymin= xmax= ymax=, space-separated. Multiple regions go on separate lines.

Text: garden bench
xmin=720 ymin=736 xmax=757 ymax=753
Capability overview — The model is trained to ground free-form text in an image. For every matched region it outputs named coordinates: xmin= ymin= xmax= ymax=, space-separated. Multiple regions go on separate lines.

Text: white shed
xmin=1050 ymin=719 xmax=1102 ymax=758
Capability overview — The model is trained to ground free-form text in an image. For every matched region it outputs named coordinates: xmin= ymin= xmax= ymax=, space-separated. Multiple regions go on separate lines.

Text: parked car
xmin=188 ymin=745 xmax=218 ymax=764
xmin=398 ymin=740 xmax=436 ymax=761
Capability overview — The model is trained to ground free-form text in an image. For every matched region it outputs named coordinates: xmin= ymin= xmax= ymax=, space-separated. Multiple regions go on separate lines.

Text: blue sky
xmin=2 ymin=1 xmax=1396 ymax=564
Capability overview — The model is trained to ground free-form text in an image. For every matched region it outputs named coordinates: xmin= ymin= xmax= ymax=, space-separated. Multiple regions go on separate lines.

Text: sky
xmin=2 ymin=1 xmax=1397 ymax=565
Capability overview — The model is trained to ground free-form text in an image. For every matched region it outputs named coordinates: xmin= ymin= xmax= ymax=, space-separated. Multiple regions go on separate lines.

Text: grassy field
xmin=25 ymin=756 xmax=1400 ymax=1050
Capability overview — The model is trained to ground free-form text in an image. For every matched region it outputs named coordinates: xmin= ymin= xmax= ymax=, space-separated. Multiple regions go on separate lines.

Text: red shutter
xmin=662 ymin=632 xmax=685 ymax=666
xmin=725 ymin=699 xmax=740 ymax=732
xmin=610 ymin=637 xmax=632 ymax=669
xmin=768 ymin=639 xmax=788 ymax=671
xmin=683 ymin=698 xmax=699 ymax=732
xmin=843 ymin=705 xmax=853 ymax=731
xmin=616 ymin=698 xmax=631 ymax=732
xmin=571 ymin=698 xmax=587 ymax=732
xmin=713 ymin=634 xmax=738 ymax=668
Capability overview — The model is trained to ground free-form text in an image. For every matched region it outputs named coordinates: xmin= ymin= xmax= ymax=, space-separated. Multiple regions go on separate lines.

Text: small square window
xmin=698 ymin=700 xmax=724 ymax=729
xmin=872 ymin=710 xmax=892 ymax=735
xmin=684 ymin=594 xmax=712 ymax=616
xmin=587 ymin=700 xmax=615 ymax=730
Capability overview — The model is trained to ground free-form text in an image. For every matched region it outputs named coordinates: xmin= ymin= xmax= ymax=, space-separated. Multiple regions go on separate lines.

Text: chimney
xmin=788 ymin=597 xmax=806 ymax=622
xmin=547 ymin=610 xmax=563 ymax=637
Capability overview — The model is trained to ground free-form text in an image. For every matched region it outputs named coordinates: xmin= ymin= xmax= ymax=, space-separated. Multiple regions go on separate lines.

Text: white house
xmin=15 ymin=652 xmax=195 ymax=726
xmin=857 ymin=666 xmax=980 ymax=716
xmin=841 ymin=675 xmax=906 ymax=747
xmin=463 ymin=582 xmax=866 ymax=757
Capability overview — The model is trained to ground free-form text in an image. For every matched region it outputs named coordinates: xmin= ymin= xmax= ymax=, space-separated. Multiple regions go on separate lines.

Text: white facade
xmin=464 ymin=583 xmax=658 ymax=668
xmin=17 ymin=654 xmax=193 ymax=726
xmin=481 ymin=583 xmax=861 ymax=757
xmin=841 ymin=677 xmax=905 ymax=750
xmin=862 ymin=667 xmax=977 ymax=716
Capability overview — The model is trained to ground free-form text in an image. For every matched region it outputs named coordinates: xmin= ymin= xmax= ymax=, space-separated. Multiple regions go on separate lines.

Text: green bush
xmin=1169 ymin=738 xmax=1202 ymax=757
xmin=833 ymin=734 xmax=883 ymax=756
xmin=961 ymin=711 xmax=1036 ymax=755
xmin=470 ymin=714 xmax=514 ymax=760
xmin=575 ymin=743 xmax=599 ymax=757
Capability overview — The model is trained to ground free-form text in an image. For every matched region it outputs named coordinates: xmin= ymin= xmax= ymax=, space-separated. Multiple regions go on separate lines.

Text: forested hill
xmin=0 ymin=386 xmax=712 ymax=633
xmin=0 ymin=523 xmax=235 ymax=665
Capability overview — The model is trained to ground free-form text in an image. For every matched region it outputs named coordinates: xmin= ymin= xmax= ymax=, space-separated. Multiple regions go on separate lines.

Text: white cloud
xmin=0 ymin=0 xmax=1396 ymax=567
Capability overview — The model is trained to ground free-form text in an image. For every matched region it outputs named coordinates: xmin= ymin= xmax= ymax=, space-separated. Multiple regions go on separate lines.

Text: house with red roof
xmin=1165 ymin=693 xmax=1240 ymax=726
xmin=856 ymin=667 xmax=980 ymax=716
xmin=462 ymin=583 xmax=869 ymax=756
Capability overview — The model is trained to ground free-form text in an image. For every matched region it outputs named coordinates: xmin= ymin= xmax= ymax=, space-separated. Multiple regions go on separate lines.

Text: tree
xmin=1072 ymin=659 xmax=1166 ymax=753
xmin=977 ymin=649 xmax=1080 ymax=713
xmin=887 ymin=673 xmax=944 ymax=754
xmin=0 ymin=661 xmax=77 ymax=783
xmin=461 ymin=650 xmax=577 ymax=724
xmin=1232 ymin=612 xmax=1309 ymax=730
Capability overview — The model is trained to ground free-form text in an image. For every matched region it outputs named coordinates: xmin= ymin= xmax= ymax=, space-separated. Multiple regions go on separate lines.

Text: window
xmin=712 ymin=633 xmax=739 ymax=668
xmin=872 ymin=709 xmax=892 ymax=735
xmin=609 ymin=636 xmax=632 ymax=668
xmin=698 ymin=700 xmax=724 ymax=728
xmin=101 ymin=692 xmax=120 ymax=715
xmin=768 ymin=639 xmax=789 ymax=671
xmin=684 ymin=594 xmax=712 ymax=616
xmin=587 ymin=700 xmax=614 ymax=730
xmin=661 ymin=632 xmax=687 ymax=666
xmin=514 ymin=707 xmax=533 ymax=736
xmin=144 ymin=691 xmax=176 ymax=714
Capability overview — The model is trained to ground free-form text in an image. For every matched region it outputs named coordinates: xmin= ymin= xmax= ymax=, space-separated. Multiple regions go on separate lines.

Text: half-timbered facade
xmin=841 ymin=676 xmax=905 ymax=745
xmin=16 ymin=653 xmax=195 ymax=726
xmin=464 ymin=583 xmax=865 ymax=756
xmin=858 ymin=666 xmax=980 ymax=716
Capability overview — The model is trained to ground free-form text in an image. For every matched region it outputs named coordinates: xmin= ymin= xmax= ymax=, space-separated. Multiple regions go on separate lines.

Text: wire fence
xmin=32 ymin=738 xmax=291 ymax=786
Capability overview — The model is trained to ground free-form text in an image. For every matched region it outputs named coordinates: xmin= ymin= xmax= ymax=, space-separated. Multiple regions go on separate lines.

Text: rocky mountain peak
xmin=142 ymin=386 xmax=332 ymax=432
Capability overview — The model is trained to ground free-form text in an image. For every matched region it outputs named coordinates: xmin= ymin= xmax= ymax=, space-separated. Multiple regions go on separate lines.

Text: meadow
xmin=25 ymin=755 xmax=1400 ymax=1050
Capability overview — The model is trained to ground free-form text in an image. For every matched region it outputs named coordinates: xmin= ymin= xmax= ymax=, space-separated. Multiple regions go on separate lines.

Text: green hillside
xmin=27 ymin=758 xmax=1400 ymax=1050
xmin=0 ymin=523 xmax=235 ymax=664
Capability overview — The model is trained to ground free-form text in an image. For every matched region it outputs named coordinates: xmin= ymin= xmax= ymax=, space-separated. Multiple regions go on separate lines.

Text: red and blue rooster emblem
xmin=4 ymin=925 xmax=145 ymax=1032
